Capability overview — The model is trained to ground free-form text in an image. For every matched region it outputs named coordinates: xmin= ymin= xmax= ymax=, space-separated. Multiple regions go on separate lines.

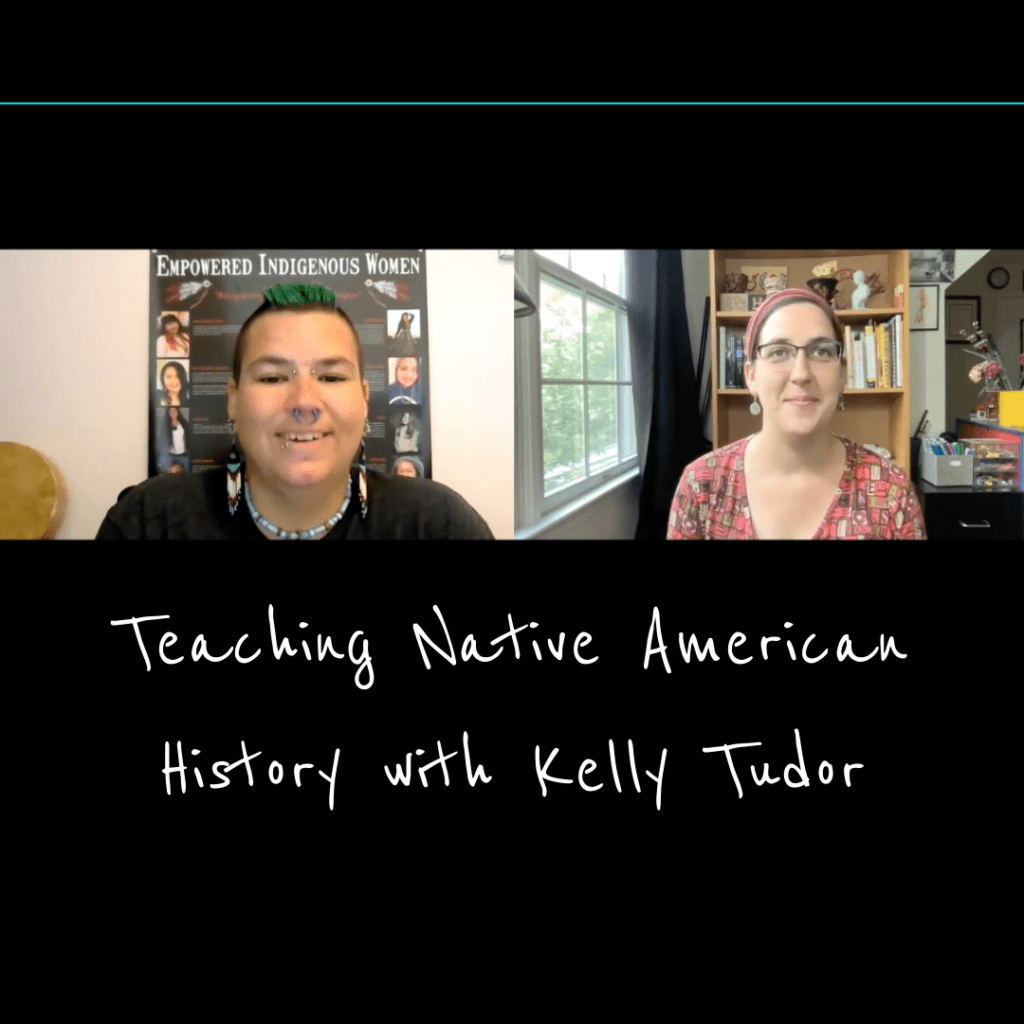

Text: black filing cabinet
xmin=917 ymin=482 xmax=1024 ymax=540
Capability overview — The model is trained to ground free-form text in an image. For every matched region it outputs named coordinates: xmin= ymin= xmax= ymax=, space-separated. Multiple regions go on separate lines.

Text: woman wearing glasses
xmin=668 ymin=288 xmax=925 ymax=539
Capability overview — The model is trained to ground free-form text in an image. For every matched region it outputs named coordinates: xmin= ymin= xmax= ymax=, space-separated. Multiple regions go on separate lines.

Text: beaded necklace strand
xmin=244 ymin=476 xmax=351 ymax=540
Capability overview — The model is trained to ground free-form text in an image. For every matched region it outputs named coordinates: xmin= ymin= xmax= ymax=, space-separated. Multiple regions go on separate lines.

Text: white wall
xmin=905 ymin=249 xmax=991 ymax=437
xmin=0 ymin=250 xmax=513 ymax=539
xmin=945 ymin=249 xmax=1022 ymax=431
xmin=422 ymin=251 xmax=513 ymax=538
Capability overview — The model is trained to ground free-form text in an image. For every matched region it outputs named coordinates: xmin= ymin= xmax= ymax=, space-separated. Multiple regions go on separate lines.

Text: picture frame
xmin=909 ymin=249 xmax=954 ymax=284
xmin=945 ymin=294 xmax=980 ymax=343
xmin=910 ymin=284 xmax=939 ymax=331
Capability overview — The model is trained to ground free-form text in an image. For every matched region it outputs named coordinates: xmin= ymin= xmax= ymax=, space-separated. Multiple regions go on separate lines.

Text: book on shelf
xmin=877 ymin=321 xmax=891 ymax=388
xmin=887 ymin=322 xmax=895 ymax=387
xmin=892 ymin=313 xmax=902 ymax=387
xmin=863 ymin=322 xmax=878 ymax=387
xmin=878 ymin=312 xmax=902 ymax=388
xmin=718 ymin=326 xmax=746 ymax=388
xmin=847 ymin=319 xmax=906 ymax=391
xmin=852 ymin=331 xmax=867 ymax=389
xmin=887 ymin=321 xmax=896 ymax=388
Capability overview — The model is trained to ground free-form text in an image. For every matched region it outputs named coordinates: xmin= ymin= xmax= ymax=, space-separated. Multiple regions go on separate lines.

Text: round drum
xmin=0 ymin=443 xmax=66 ymax=539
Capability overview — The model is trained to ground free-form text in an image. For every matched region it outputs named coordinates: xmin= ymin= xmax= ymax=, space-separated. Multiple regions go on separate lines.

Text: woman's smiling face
xmin=227 ymin=310 xmax=369 ymax=493
xmin=396 ymin=358 xmax=418 ymax=389
xmin=744 ymin=301 xmax=845 ymax=438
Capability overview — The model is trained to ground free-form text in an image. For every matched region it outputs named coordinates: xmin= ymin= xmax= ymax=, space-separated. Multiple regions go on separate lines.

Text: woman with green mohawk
xmin=97 ymin=283 xmax=493 ymax=539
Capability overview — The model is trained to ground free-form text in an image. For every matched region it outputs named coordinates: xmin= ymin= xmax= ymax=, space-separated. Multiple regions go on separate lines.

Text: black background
xmin=17 ymin=543 xmax=980 ymax=917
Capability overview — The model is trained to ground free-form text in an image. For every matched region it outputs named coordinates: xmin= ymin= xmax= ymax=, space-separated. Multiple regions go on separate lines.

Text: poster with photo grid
xmin=148 ymin=250 xmax=430 ymax=482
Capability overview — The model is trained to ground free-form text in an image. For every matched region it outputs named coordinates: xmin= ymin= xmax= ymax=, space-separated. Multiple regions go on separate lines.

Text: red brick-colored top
xmin=667 ymin=435 xmax=926 ymax=540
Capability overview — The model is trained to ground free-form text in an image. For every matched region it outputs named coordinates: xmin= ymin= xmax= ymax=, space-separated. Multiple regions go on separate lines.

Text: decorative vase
xmin=807 ymin=277 xmax=838 ymax=304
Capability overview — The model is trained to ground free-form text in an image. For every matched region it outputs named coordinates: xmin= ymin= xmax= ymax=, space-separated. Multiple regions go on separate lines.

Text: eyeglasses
xmin=755 ymin=340 xmax=843 ymax=365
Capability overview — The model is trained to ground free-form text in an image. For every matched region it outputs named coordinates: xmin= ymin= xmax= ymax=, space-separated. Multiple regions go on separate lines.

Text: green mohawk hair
xmin=263 ymin=282 xmax=337 ymax=307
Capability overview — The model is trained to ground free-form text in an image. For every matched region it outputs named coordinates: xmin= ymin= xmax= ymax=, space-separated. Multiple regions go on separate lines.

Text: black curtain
xmin=627 ymin=250 xmax=707 ymax=539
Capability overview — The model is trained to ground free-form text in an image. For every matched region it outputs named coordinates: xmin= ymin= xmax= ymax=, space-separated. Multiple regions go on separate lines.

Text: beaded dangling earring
xmin=226 ymin=426 xmax=243 ymax=516
xmin=749 ymin=395 xmax=761 ymax=415
xmin=358 ymin=419 xmax=369 ymax=472
xmin=357 ymin=419 xmax=369 ymax=519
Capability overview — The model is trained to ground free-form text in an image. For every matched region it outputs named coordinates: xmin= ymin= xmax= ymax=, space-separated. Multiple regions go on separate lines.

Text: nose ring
xmin=293 ymin=408 xmax=321 ymax=424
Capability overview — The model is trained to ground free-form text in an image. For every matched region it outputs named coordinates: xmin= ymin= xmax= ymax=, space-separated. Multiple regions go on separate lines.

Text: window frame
xmin=515 ymin=250 xmax=638 ymax=531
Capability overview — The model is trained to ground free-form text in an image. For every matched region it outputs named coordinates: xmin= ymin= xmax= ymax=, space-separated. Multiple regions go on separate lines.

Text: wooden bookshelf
xmin=709 ymin=250 xmax=912 ymax=474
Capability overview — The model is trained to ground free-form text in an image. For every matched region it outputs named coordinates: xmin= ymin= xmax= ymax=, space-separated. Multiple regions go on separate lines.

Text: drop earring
xmin=749 ymin=395 xmax=761 ymax=415
xmin=226 ymin=425 xmax=243 ymax=516
xmin=357 ymin=419 xmax=368 ymax=519
xmin=358 ymin=419 xmax=368 ymax=471
xmin=838 ymin=397 xmax=845 ymax=412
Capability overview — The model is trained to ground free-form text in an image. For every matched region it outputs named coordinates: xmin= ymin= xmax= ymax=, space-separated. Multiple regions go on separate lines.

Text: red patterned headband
xmin=744 ymin=288 xmax=840 ymax=362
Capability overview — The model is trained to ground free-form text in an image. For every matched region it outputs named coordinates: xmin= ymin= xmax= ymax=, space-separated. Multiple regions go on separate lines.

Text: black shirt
xmin=96 ymin=469 xmax=494 ymax=540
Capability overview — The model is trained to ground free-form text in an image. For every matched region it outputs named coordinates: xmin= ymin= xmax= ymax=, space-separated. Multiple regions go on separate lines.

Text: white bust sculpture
xmin=851 ymin=270 xmax=872 ymax=309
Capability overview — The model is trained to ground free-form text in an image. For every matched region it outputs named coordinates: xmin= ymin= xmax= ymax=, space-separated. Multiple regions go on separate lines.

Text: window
xmin=515 ymin=250 xmax=638 ymax=531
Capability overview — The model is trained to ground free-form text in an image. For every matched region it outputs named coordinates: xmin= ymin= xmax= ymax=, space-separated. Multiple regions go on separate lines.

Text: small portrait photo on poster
xmin=156 ymin=405 xmax=190 ymax=456
xmin=156 ymin=359 xmax=190 ymax=407
xmin=391 ymin=454 xmax=424 ymax=478
xmin=388 ymin=356 xmax=423 ymax=404
xmin=155 ymin=311 xmax=191 ymax=358
xmin=156 ymin=453 xmax=191 ymax=475
xmin=387 ymin=309 xmax=420 ymax=355
xmin=390 ymin=409 xmax=422 ymax=453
